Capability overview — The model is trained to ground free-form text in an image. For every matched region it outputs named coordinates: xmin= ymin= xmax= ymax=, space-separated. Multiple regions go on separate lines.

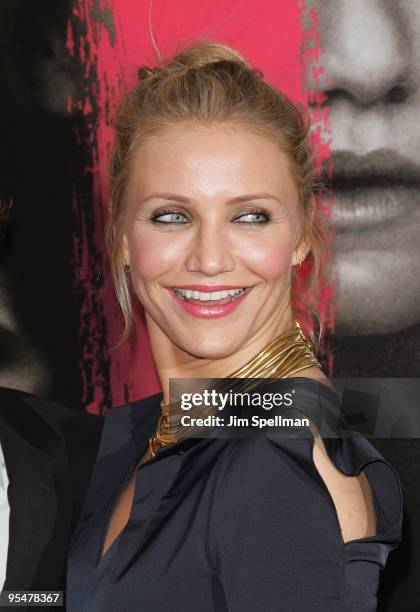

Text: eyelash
xmin=149 ymin=207 xmax=272 ymax=225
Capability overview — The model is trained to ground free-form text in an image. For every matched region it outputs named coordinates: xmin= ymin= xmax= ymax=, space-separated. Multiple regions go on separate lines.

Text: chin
xmin=172 ymin=330 xmax=242 ymax=360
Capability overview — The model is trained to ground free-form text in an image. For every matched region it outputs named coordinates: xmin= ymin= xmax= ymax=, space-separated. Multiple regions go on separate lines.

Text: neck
xmin=146 ymin=305 xmax=295 ymax=404
xmin=145 ymin=310 xmax=323 ymax=461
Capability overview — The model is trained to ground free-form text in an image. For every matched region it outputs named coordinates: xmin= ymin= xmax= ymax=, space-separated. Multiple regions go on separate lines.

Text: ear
xmin=122 ymin=233 xmax=130 ymax=267
xmin=292 ymin=235 xmax=311 ymax=267
xmin=292 ymin=196 xmax=315 ymax=266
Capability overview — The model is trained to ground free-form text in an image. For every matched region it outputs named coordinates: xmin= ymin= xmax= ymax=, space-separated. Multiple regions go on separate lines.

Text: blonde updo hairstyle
xmin=106 ymin=39 xmax=327 ymax=352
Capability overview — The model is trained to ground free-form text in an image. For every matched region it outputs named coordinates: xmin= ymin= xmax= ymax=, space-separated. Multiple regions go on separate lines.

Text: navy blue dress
xmin=66 ymin=378 xmax=402 ymax=611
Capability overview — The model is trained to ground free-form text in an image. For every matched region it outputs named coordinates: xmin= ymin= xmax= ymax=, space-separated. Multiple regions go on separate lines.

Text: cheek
xmin=126 ymin=230 xmax=182 ymax=282
xmin=239 ymin=234 xmax=293 ymax=281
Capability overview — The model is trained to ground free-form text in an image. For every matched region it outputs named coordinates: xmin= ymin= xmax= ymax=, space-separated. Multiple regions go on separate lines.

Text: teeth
xmin=174 ymin=288 xmax=246 ymax=301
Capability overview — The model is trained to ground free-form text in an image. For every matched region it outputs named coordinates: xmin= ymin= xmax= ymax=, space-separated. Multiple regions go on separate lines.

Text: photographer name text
xmin=180 ymin=414 xmax=309 ymax=429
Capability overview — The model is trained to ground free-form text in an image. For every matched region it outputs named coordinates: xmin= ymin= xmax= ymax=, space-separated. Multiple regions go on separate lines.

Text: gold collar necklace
xmin=147 ymin=319 xmax=321 ymax=460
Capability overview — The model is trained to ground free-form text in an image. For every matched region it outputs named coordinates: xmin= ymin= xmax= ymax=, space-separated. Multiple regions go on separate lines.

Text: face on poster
xmin=305 ymin=0 xmax=420 ymax=337
xmin=0 ymin=0 xmax=86 ymax=400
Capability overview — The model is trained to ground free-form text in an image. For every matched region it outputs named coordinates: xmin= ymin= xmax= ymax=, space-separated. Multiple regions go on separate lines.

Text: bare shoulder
xmin=287 ymin=368 xmax=377 ymax=543
xmin=275 ymin=366 xmax=376 ymax=543
xmin=311 ymin=430 xmax=377 ymax=544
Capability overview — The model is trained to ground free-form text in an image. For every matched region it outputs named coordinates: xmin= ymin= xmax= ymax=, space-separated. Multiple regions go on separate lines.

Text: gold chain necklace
xmin=146 ymin=319 xmax=321 ymax=461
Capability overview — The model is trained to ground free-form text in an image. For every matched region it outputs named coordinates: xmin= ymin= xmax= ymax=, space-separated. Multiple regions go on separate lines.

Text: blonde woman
xmin=67 ymin=41 xmax=402 ymax=611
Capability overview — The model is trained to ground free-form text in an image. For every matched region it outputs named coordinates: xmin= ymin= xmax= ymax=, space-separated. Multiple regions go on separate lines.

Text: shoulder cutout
xmin=310 ymin=423 xmax=377 ymax=544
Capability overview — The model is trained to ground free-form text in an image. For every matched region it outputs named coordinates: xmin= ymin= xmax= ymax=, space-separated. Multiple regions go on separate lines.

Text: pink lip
xmin=168 ymin=287 xmax=253 ymax=319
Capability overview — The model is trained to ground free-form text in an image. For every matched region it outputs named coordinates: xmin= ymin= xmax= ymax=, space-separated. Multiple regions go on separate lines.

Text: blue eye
xmin=234 ymin=211 xmax=270 ymax=224
xmin=150 ymin=208 xmax=271 ymax=225
xmin=151 ymin=210 xmax=189 ymax=224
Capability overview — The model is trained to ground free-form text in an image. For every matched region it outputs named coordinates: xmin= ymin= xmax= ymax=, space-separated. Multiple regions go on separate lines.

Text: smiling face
xmin=122 ymin=121 xmax=309 ymax=362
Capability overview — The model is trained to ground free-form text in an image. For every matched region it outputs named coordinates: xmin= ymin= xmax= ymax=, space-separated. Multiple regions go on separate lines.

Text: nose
xmin=307 ymin=0 xmax=412 ymax=107
xmin=184 ymin=220 xmax=235 ymax=277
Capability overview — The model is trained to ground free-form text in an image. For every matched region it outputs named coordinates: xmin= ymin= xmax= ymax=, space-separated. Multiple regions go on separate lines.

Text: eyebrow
xmin=138 ymin=193 xmax=283 ymax=206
